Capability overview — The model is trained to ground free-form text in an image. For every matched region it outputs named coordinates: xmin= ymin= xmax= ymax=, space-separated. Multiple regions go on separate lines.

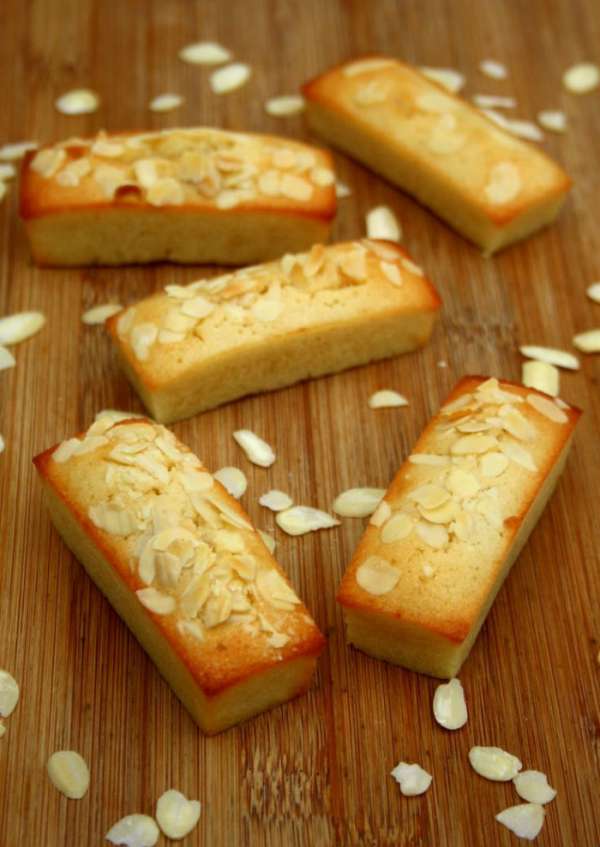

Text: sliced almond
xmin=573 ymin=328 xmax=600 ymax=353
xmin=479 ymin=59 xmax=508 ymax=79
xmin=366 ymin=205 xmax=401 ymax=241
xmin=213 ymin=466 xmax=247 ymax=499
xmin=178 ymin=41 xmax=231 ymax=65
xmin=343 ymin=58 xmax=396 ymax=77
xmin=369 ymin=500 xmax=391 ymax=527
xmin=390 ymin=761 xmax=432 ymax=796
xmin=136 ymin=587 xmax=176 ymax=615
xmin=276 ymin=505 xmax=339 ymax=536
xmin=0 ymin=141 xmax=38 ymax=161
xmin=259 ymin=489 xmax=293 ymax=512
xmin=0 ymin=311 xmax=46 ymax=345
xmin=501 ymin=439 xmax=537 ymax=471
xmin=55 ymin=89 xmax=99 ymax=115
xmin=522 ymin=360 xmax=559 ymax=397
xmin=368 ymin=389 xmax=408 ymax=409
xmin=473 ymin=94 xmax=516 ymax=109
xmin=47 ymin=751 xmax=90 ymax=799
xmin=484 ymin=161 xmax=521 ymax=205
xmin=82 ymin=303 xmax=122 ymax=325
xmin=495 ymin=804 xmax=545 ymax=840
xmin=415 ymin=521 xmax=448 ymax=549
xmin=380 ymin=512 xmax=413 ymax=544
xmin=433 ymin=678 xmax=468 ymax=730
xmin=265 ymin=95 xmax=305 ymax=116
xmin=480 ymin=451 xmax=508 ymax=478
xmin=258 ymin=529 xmax=276 ymax=554
xmin=0 ymin=670 xmax=19 ymax=717
xmin=469 ymin=746 xmax=522 ymax=781
xmin=586 ymin=282 xmax=600 ymax=303
xmin=149 ymin=93 xmax=183 ymax=112
xmin=210 ymin=63 xmax=251 ymax=94
xmin=520 ymin=344 xmax=579 ymax=370
xmin=526 ymin=393 xmax=568 ymax=423
xmin=156 ymin=789 xmax=201 ymax=840
xmin=419 ymin=67 xmax=465 ymax=93
xmin=333 ymin=488 xmax=385 ymax=518
xmin=0 ymin=345 xmax=16 ymax=370
xmin=537 ymin=110 xmax=567 ymax=133
xmin=106 ymin=814 xmax=160 ymax=846
xmin=513 ymin=771 xmax=557 ymax=805
xmin=562 ymin=62 xmax=600 ymax=94
xmin=233 ymin=429 xmax=275 ymax=468
xmin=356 ymin=555 xmax=399 ymax=595
xmin=0 ymin=163 xmax=16 ymax=180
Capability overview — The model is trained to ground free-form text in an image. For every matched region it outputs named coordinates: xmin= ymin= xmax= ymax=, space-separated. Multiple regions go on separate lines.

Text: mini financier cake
xmin=20 ymin=128 xmax=336 ymax=266
xmin=337 ymin=377 xmax=580 ymax=678
xmin=34 ymin=415 xmax=325 ymax=733
xmin=107 ymin=239 xmax=441 ymax=423
xmin=303 ymin=57 xmax=571 ymax=253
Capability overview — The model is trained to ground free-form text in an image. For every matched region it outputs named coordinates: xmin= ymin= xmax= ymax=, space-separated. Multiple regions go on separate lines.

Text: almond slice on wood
xmin=210 ymin=63 xmax=251 ymax=94
xmin=0 ymin=311 xmax=46 ymax=345
xmin=55 ymin=89 xmax=99 ymax=115
xmin=178 ymin=41 xmax=231 ymax=65
xmin=265 ymin=95 xmax=305 ymax=116
xmin=519 ymin=344 xmax=579 ymax=370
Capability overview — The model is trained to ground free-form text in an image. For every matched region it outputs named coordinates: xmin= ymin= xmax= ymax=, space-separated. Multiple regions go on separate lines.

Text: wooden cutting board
xmin=1 ymin=0 xmax=599 ymax=844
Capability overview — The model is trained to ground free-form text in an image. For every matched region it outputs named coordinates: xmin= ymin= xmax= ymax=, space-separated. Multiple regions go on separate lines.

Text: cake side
xmin=303 ymin=57 xmax=571 ymax=252
xmin=34 ymin=417 xmax=325 ymax=732
xmin=107 ymin=239 xmax=442 ymax=423
xmin=337 ymin=376 xmax=580 ymax=677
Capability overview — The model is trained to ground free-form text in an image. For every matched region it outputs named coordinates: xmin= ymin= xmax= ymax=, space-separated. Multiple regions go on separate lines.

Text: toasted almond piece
xmin=0 ymin=670 xmax=19 ymax=717
xmin=233 ymin=429 xmax=275 ymax=468
xmin=82 ymin=303 xmax=122 ymax=325
xmin=55 ymin=89 xmax=99 ymax=115
xmin=0 ymin=163 xmax=16 ymax=180
xmin=178 ymin=41 xmax=231 ymax=65
xmin=368 ymin=389 xmax=408 ymax=409
xmin=149 ymin=93 xmax=184 ymax=112
xmin=0 ymin=311 xmax=46 ymax=345
xmin=479 ymin=59 xmax=508 ymax=79
xmin=495 ymin=804 xmax=545 ymax=840
xmin=156 ymin=789 xmax=201 ymax=840
xmin=276 ymin=505 xmax=339 ymax=536
xmin=335 ymin=180 xmax=351 ymax=198
xmin=521 ymin=360 xmax=559 ymax=397
xmin=390 ymin=761 xmax=432 ymax=796
xmin=136 ymin=587 xmax=176 ymax=615
xmin=513 ymin=770 xmax=557 ymax=805
xmin=586 ymin=282 xmax=600 ymax=303
xmin=258 ymin=529 xmax=276 ymax=554
xmin=365 ymin=205 xmax=401 ymax=241
xmin=356 ymin=555 xmax=400 ymax=595
xmin=573 ymin=328 xmax=600 ymax=353
xmin=106 ymin=814 xmax=160 ymax=846
xmin=259 ymin=490 xmax=293 ymax=511
xmin=537 ymin=110 xmax=567 ymax=133
xmin=210 ymin=63 xmax=251 ymax=94
xmin=0 ymin=141 xmax=38 ymax=161
xmin=473 ymin=94 xmax=516 ymax=109
xmin=0 ymin=345 xmax=15 ymax=370
xmin=419 ymin=67 xmax=465 ymax=93
xmin=333 ymin=487 xmax=385 ymax=518
xmin=469 ymin=746 xmax=522 ymax=781
xmin=433 ymin=678 xmax=468 ymax=730
xmin=519 ymin=344 xmax=580 ymax=371
xmin=47 ymin=751 xmax=90 ymax=799
xmin=265 ymin=94 xmax=305 ymax=116
xmin=563 ymin=62 xmax=600 ymax=94
xmin=213 ymin=466 xmax=247 ymax=499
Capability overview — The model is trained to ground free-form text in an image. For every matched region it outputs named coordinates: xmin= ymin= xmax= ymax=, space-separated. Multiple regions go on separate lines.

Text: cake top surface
xmin=21 ymin=127 xmax=336 ymax=218
xmin=304 ymin=57 xmax=570 ymax=221
xmin=37 ymin=414 xmax=324 ymax=694
xmin=109 ymin=239 xmax=441 ymax=388
xmin=337 ymin=376 xmax=580 ymax=641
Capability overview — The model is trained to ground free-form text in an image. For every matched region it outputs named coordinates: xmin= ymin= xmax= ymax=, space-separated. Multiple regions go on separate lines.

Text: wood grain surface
xmin=1 ymin=1 xmax=599 ymax=845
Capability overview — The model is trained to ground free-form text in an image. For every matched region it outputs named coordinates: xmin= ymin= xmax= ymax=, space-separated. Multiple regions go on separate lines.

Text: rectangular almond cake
xmin=303 ymin=57 xmax=571 ymax=253
xmin=34 ymin=415 xmax=325 ymax=733
xmin=337 ymin=376 xmax=580 ymax=678
xmin=107 ymin=239 xmax=441 ymax=423
xmin=20 ymin=128 xmax=336 ymax=266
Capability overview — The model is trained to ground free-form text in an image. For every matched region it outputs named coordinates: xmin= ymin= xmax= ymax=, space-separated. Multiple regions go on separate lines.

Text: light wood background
xmin=1 ymin=1 xmax=599 ymax=844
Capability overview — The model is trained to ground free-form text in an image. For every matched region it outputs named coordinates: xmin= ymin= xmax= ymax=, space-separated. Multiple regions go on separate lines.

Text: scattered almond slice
xmin=586 ymin=282 xmax=600 ymax=303
xmin=94 ymin=409 xmax=139 ymax=424
xmin=265 ymin=95 xmax=305 ymax=116
xmin=537 ymin=110 xmax=567 ymax=133
xmin=0 ymin=434 xmax=5 ymax=454
xmin=519 ymin=344 xmax=580 ymax=371
xmin=213 ymin=466 xmax=247 ymax=499
xmin=276 ymin=505 xmax=340 ymax=536
xmin=0 ymin=345 xmax=16 ymax=370
xmin=178 ymin=41 xmax=232 ymax=65
xmin=479 ymin=59 xmax=508 ymax=79
xmin=335 ymin=180 xmax=351 ymax=198
xmin=365 ymin=205 xmax=401 ymax=241
xmin=563 ymin=62 xmax=600 ymax=94
xmin=469 ymin=746 xmax=522 ymax=781
xmin=258 ymin=529 xmax=276 ymax=554
xmin=149 ymin=93 xmax=184 ymax=112
xmin=473 ymin=94 xmax=516 ymax=109
xmin=0 ymin=163 xmax=16 ymax=180
xmin=259 ymin=490 xmax=293 ymax=511
xmin=47 ymin=751 xmax=90 ymax=799
xmin=390 ymin=761 xmax=432 ymax=796
xmin=233 ymin=429 xmax=275 ymax=468
xmin=513 ymin=771 xmax=557 ymax=805
xmin=496 ymin=804 xmax=545 ymax=841
xmin=573 ymin=328 xmax=600 ymax=353
xmin=106 ymin=814 xmax=160 ymax=847
xmin=333 ymin=488 xmax=385 ymax=518
xmin=419 ymin=67 xmax=465 ymax=93
xmin=368 ymin=389 xmax=408 ymax=409
xmin=0 ymin=311 xmax=46 ymax=345
xmin=156 ymin=789 xmax=201 ymax=840
xmin=0 ymin=670 xmax=19 ymax=717
xmin=521 ymin=360 xmax=559 ymax=397
xmin=55 ymin=89 xmax=99 ymax=115
xmin=210 ymin=63 xmax=251 ymax=94
xmin=481 ymin=109 xmax=544 ymax=141
xmin=0 ymin=141 xmax=38 ymax=161
xmin=82 ymin=303 xmax=122 ymax=325
xmin=432 ymin=678 xmax=468 ymax=730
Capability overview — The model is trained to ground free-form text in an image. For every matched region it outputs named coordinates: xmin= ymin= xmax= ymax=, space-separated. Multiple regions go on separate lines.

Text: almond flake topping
xmin=368 ymin=389 xmax=408 ymax=409
xmin=433 ymin=678 xmax=468 ymax=730
xmin=573 ymin=328 xmax=600 ymax=353
xmin=526 ymin=393 xmax=568 ymax=423
xmin=156 ymin=789 xmax=201 ymax=840
xmin=480 ymin=451 xmax=509 ymax=477
xmin=265 ymin=95 xmax=305 ymax=116
xmin=469 ymin=746 xmax=522 ymax=781
xmin=473 ymin=94 xmax=516 ymax=109
xmin=495 ymin=804 xmax=545 ymax=841
xmin=366 ymin=205 xmax=401 ymax=241
xmin=47 ymin=751 xmax=90 ymax=799
xmin=136 ymin=587 xmax=177 ymax=615
xmin=401 ymin=257 xmax=424 ymax=276
xmin=0 ymin=163 xmax=16 ymax=180
xmin=276 ymin=506 xmax=340 ymax=536
xmin=485 ymin=161 xmax=521 ymax=205
xmin=233 ymin=429 xmax=275 ymax=467
xmin=415 ymin=521 xmax=448 ymax=549
xmin=522 ymin=360 xmax=559 ymax=397
xmin=106 ymin=814 xmax=160 ymax=847
xmin=356 ymin=556 xmax=399 ymax=595
xmin=419 ymin=67 xmax=465 ymax=93
xmin=178 ymin=41 xmax=232 ymax=65
xmin=82 ymin=303 xmax=122 ymax=325
xmin=380 ymin=512 xmax=413 ymax=544
xmin=210 ymin=63 xmax=251 ymax=94
xmin=259 ymin=490 xmax=293 ymax=512
xmin=479 ymin=59 xmax=508 ymax=79
xmin=31 ymin=148 xmax=66 ymax=178
xmin=214 ymin=466 xmax=247 ymax=499
xmin=586 ymin=282 xmax=600 ymax=303
xmin=343 ymin=58 xmax=396 ymax=77
xmin=149 ymin=93 xmax=184 ymax=112
xmin=0 ymin=311 xmax=46 ymax=345
xmin=513 ymin=771 xmax=557 ymax=805
xmin=390 ymin=761 xmax=432 ymax=796
xmin=333 ymin=488 xmax=385 ymax=518
xmin=0 ymin=345 xmax=15 ymax=370
xmin=0 ymin=141 xmax=38 ymax=160
xmin=409 ymin=453 xmax=449 ymax=466
xmin=562 ymin=62 xmax=600 ymax=94
xmin=258 ymin=530 xmax=276 ymax=554
xmin=55 ymin=89 xmax=99 ymax=115
xmin=537 ymin=110 xmax=567 ymax=133
xmin=0 ymin=670 xmax=19 ymax=717
xmin=369 ymin=500 xmax=391 ymax=527
xmin=380 ymin=261 xmax=403 ymax=286
xmin=520 ymin=344 xmax=579 ymax=371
